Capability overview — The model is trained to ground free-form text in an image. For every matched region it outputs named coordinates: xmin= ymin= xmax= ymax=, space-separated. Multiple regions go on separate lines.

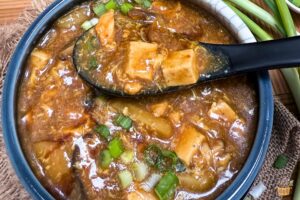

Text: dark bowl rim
xmin=1 ymin=0 xmax=274 ymax=199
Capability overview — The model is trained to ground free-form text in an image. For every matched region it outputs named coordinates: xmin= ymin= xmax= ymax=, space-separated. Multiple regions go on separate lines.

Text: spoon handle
xmin=202 ymin=36 xmax=300 ymax=75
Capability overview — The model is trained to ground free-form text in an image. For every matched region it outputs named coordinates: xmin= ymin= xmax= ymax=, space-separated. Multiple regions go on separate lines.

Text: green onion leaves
xmin=114 ymin=114 xmax=133 ymax=130
xmin=155 ymin=172 xmax=179 ymax=200
xmin=144 ymin=145 xmax=186 ymax=173
xmin=99 ymin=150 xmax=113 ymax=168
xmin=108 ymin=138 xmax=124 ymax=158
xmin=95 ymin=124 xmax=110 ymax=140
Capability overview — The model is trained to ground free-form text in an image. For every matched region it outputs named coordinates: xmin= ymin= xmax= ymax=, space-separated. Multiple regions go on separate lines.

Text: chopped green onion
xmin=120 ymin=3 xmax=134 ymax=14
xmin=134 ymin=0 xmax=143 ymax=4
xmin=155 ymin=172 xmax=179 ymax=200
xmin=105 ymin=0 xmax=118 ymax=10
xmin=95 ymin=124 xmax=110 ymax=140
xmin=226 ymin=2 xmax=273 ymax=41
xmin=144 ymin=145 xmax=162 ymax=166
xmin=118 ymin=170 xmax=133 ymax=189
xmin=273 ymin=154 xmax=289 ymax=169
xmin=108 ymin=138 xmax=124 ymax=158
xmin=132 ymin=162 xmax=149 ymax=182
xmin=88 ymin=56 xmax=98 ymax=69
xmin=114 ymin=114 xmax=132 ymax=130
xmin=81 ymin=20 xmax=93 ymax=31
xmin=120 ymin=150 xmax=134 ymax=164
xmin=93 ymin=3 xmax=106 ymax=16
xmin=227 ymin=0 xmax=286 ymax=36
xmin=99 ymin=150 xmax=112 ymax=168
xmin=143 ymin=0 xmax=152 ymax=8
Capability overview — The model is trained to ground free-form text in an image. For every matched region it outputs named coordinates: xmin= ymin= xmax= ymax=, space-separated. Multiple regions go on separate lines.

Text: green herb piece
xmin=120 ymin=150 xmax=134 ymax=164
xmin=88 ymin=56 xmax=98 ymax=69
xmin=155 ymin=172 xmax=179 ymax=200
xmin=114 ymin=114 xmax=132 ymax=130
xmin=120 ymin=3 xmax=134 ymax=14
xmin=95 ymin=124 xmax=110 ymax=140
xmin=134 ymin=0 xmax=143 ymax=4
xmin=144 ymin=145 xmax=162 ymax=166
xmin=132 ymin=162 xmax=149 ymax=182
xmin=143 ymin=0 xmax=152 ymax=8
xmin=273 ymin=154 xmax=289 ymax=169
xmin=99 ymin=150 xmax=112 ymax=168
xmin=108 ymin=138 xmax=124 ymax=158
xmin=105 ymin=0 xmax=118 ymax=10
xmin=118 ymin=170 xmax=133 ymax=189
xmin=293 ymin=0 xmax=300 ymax=7
xmin=81 ymin=20 xmax=93 ymax=31
xmin=93 ymin=2 xmax=107 ymax=16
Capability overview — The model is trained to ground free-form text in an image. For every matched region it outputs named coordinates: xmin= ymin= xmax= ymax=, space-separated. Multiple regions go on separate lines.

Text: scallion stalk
xmin=93 ymin=3 xmax=106 ymax=16
xmin=120 ymin=3 xmax=134 ymax=14
xmin=108 ymin=138 xmax=124 ymax=158
xmin=275 ymin=0 xmax=297 ymax=37
xmin=118 ymin=170 xmax=133 ymax=189
xmin=114 ymin=114 xmax=133 ymax=130
xmin=227 ymin=0 xmax=286 ymax=36
xmin=155 ymin=172 xmax=179 ymax=200
xmin=226 ymin=2 xmax=274 ymax=41
xmin=99 ymin=150 xmax=112 ymax=168
xmin=95 ymin=124 xmax=110 ymax=140
xmin=105 ymin=0 xmax=118 ymax=10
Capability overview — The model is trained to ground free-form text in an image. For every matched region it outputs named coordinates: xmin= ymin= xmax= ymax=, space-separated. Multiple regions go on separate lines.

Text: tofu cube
xmin=174 ymin=125 xmax=206 ymax=165
xmin=125 ymin=41 xmax=158 ymax=81
xmin=208 ymin=100 xmax=238 ymax=124
xmin=162 ymin=49 xmax=199 ymax=87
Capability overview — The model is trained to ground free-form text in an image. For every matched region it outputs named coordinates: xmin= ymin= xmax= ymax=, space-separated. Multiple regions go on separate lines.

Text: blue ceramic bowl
xmin=1 ymin=0 xmax=274 ymax=199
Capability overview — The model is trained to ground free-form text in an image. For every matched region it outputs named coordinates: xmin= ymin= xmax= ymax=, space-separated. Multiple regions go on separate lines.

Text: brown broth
xmin=17 ymin=1 xmax=258 ymax=199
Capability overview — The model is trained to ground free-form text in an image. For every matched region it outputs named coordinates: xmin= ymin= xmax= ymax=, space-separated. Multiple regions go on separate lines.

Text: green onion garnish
xmin=93 ymin=3 xmax=106 ymax=16
xmin=114 ymin=114 xmax=132 ymax=130
xmin=88 ymin=56 xmax=98 ymax=69
xmin=95 ymin=124 xmax=110 ymax=140
xmin=143 ymin=0 xmax=152 ymax=8
xmin=120 ymin=3 xmax=134 ymax=14
xmin=105 ymin=0 xmax=118 ymax=10
xmin=273 ymin=154 xmax=289 ymax=169
xmin=118 ymin=170 xmax=133 ymax=189
xmin=155 ymin=171 xmax=179 ymax=200
xmin=99 ymin=150 xmax=112 ymax=168
xmin=108 ymin=138 xmax=124 ymax=158
xmin=120 ymin=150 xmax=134 ymax=164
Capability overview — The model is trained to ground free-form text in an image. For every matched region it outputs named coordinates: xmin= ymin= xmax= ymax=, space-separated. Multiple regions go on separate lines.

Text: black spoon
xmin=73 ymin=30 xmax=300 ymax=97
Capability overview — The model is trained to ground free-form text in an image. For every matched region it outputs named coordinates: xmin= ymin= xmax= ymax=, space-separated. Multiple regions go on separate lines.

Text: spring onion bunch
xmin=225 ymin=0 xmax=300 ymax=112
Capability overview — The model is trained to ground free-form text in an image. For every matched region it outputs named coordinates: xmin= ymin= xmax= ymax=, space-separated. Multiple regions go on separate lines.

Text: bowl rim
xmin=1 ymin=0 xmax=274 ymax=199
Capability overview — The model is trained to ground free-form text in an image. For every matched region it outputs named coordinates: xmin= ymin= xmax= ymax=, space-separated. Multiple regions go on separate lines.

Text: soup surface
xmin=17 ymin=0 xmax=258 ymax=199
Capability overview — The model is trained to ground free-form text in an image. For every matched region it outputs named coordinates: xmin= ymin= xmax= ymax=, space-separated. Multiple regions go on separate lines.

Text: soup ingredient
xmin=118 ymin=170 xmax=133 ymax=189
xmin=114 ymin=114 xmax=133 ymax=130
xmin=140 ymin=173 xmax=162 ymax=192
xmin=95 ymin=124 xmax=110 ymax=140
xmin=273 ymin=154 xmax=289 ymax=169
xmin=155 ymin=172 xmax=179 ymax=200
xmin=161 ymin=49 xmax=199 ymax=87
xmin=120 ymin=3 xmax=134 ymax=14
xmin=81 ymin=18 xmax=99 ymax=31
xmin=276 ymin=0 xmax=297 ymax=36
xmin=132 ymin=162 xmax=149 ymax=181
xmin=108 ymin=138 xmax=124 ymax=158
xmin=95 ymin=10 xmax=116 ymax=46
xmin=100 ymin=150 xmax=113 ymax=168
xmin=121 ymin=150 xmax=134 ymax=164
xmin=93 ymin=2 xmax=106 ymax=16
xmin=110 ymin=100 xmax=173 ymax=139
xmin=144 ymin=145 xmax=185 ymax=172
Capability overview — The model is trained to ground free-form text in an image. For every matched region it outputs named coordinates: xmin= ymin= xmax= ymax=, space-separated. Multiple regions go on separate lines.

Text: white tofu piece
xmin=125 ymin=41 xmax=158 ymax=81
xmin=208 ymin=100 xmax=238 ymax=123
xmin=95 ymin=10 xmax=115 ymax=46
xmin=161 ymin=49 xmax=199 ymax=87
xmin=174 ymin=125 xmax=206 ymax=165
